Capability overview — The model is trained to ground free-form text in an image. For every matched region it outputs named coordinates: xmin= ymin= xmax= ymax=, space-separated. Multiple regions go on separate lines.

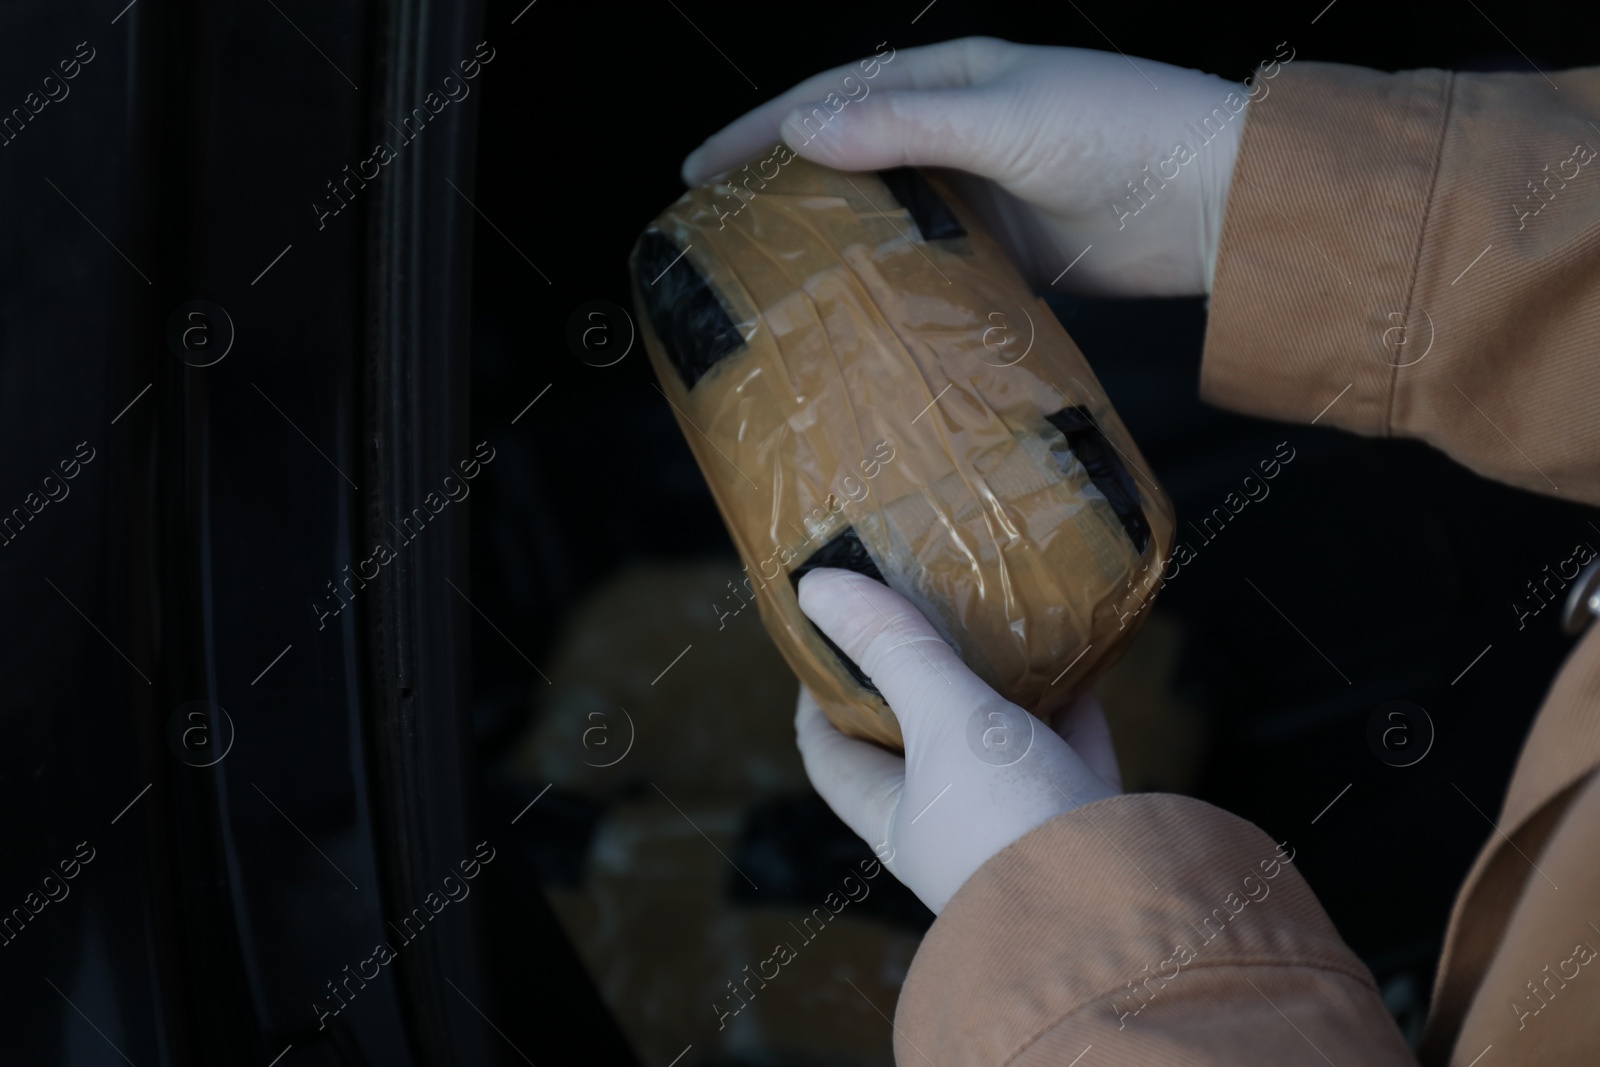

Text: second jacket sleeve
xmin=892 ymin=794 xmax=1417 ymax=1065
xmin=1203 ymin=61 xmax=1600 ymax=507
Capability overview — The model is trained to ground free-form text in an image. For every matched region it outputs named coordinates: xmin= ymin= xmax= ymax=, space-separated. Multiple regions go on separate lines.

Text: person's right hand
xmin=681 ymin=37 xmax=1270 ymax=296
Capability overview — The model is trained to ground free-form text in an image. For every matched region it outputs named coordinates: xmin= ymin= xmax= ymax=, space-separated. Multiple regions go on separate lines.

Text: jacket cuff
xmin=893 ymin=793 xmax=1376 ymax=1065
xmin=1201 ymin=61 xmax=1452 ymax=432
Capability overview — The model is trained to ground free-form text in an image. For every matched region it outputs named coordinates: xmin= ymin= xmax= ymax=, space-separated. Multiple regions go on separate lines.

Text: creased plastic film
xmin=630 ymin=152 xmax=1175 ymax=750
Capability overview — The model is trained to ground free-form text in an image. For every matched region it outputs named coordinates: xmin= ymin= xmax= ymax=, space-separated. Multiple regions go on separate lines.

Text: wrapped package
xmin=629 ymin=150 xmax=1175 ymax=750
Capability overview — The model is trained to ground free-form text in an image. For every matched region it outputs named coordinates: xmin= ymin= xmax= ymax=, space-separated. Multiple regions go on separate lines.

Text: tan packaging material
xmin=630 ymin=150 xmax=1175 ymax=750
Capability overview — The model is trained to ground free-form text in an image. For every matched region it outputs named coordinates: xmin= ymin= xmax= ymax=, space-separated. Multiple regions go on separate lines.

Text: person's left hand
xmin=794 ymin=567 xmax=1122 ymax=914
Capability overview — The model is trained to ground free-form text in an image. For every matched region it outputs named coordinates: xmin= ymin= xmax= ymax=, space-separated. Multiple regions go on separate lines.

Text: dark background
xmin=464 ymin=0 xmax=1600 ymax=1054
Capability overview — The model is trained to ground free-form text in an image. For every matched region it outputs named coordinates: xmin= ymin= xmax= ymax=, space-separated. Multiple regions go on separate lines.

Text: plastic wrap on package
xmin=629 ymin=150 xmax=1175 ymax=750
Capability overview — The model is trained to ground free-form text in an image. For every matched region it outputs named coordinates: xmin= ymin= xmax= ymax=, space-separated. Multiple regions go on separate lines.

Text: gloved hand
xmin=794 ymin=568 xmax=1122 ymax=914
xmin=682 ymin=37 xmax=1261 ymax=296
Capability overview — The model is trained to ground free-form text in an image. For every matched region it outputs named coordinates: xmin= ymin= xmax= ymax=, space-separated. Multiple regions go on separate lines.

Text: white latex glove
xmin=794 ymin=568 xmax=1122 ymax=914
xmin=681 ymin=37 xmax=1253 ymax=296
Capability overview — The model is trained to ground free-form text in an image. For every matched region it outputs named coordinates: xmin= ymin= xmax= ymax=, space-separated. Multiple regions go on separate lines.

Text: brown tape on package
xmin=629 ymin=151 xmax=1175 ymax=751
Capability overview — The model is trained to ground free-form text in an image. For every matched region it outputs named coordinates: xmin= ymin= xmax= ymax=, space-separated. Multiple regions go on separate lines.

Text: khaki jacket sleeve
xmin=893 ymin=794 xmax=1415 ymax=1065
xmin=1204 ymin=61 xmax=1600 ymax=507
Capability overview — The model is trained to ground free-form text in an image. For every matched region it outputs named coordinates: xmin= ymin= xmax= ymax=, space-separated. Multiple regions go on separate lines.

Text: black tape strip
xmin=877 ymin=167 xmax=967 ymax=241
xmin=790 ymin=527 xmax=886 ymax=695
xmin=634 ymin=229 xmax=745 ymax=389
xmin=1045 ymin=406 xmax=1151 ymax=555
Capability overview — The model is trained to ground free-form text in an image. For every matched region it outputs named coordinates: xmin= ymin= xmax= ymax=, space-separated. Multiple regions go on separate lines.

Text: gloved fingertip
xmin=796 ymin=566 xmax=851 ymax=589
xmin=794 ymin=698 xmax=843 ymax=753
xmin=794 ymin=683 xmax=822 ymax=726
xmin=795 ymin=567 xmax=860 ymax=620
xmin=680 ymin=146 xmax=706 ymax=186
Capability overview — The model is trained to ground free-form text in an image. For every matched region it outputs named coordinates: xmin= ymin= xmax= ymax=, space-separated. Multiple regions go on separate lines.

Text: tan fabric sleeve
xmin=1419 ymin=615 xmax=1600 ymax=1060
xmin=1443 ymin=770 xmax=1600 ymax=1065
xmin=1204 ymin=62 xmax=1600 ymax=507
xmin=894 ymin=794 xmax=1416 ymax=1065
